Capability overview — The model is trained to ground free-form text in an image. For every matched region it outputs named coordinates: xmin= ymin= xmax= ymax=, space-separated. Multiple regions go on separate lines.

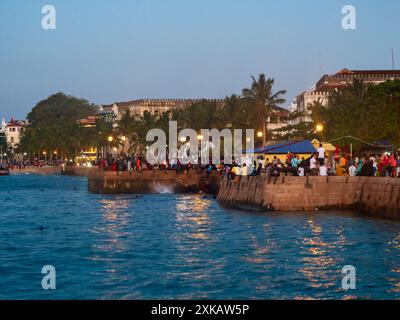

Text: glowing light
xmin=257 ymin=131 xmax=263 ymax=138
xmin=197 ymin=135 xmax=204 ymax=141
xmin=107 ymin=136 xmax=113 ymax=142
xmin=316 ymin=124 xmax=324 ymax=132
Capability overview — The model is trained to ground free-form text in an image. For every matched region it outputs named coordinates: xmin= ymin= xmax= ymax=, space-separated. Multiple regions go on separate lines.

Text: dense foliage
xmin=277 ymin=79 xmax=400 ymax=151
xmin=19 ymin=93 xmax=98 ymax=159
xmin=114 ymin=74 xmax=287 ymax=154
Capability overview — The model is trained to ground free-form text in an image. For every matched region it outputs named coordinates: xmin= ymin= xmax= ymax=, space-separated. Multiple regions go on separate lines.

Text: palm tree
xmin=242 ymin=74 xmax=286 ymax=145
xmin=173 ymin=100 xmax=225 ymax=131
xmin=130 ymin=111 xmax=158 ymax=156
xmin=115 ymin=109 xmax=137 ymax=153
xmin=223 ymin=94 xmax=251 ymax=129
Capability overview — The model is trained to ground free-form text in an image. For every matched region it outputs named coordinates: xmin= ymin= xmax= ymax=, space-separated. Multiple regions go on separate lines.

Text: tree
xmin=223 ymin=94 xmax=251 ymax=130
xmin=242 ymin=74 xmax=286 ymax=145
xmin=0 ymin=135 xmax=9 ymax=158
xmin=316 ymin=79 xmax=400 ymax=152
xmin=19 ymin=93 xmax=98 ymax=160
xmin=172 ymin=99 xmax=225 ymax=131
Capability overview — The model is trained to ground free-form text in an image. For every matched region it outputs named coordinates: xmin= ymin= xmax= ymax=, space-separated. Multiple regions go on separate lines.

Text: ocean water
xmin=1 ymin=174 xmax=400 ymax=300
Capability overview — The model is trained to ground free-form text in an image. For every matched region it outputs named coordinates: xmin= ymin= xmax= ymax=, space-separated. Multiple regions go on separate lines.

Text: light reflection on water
xmin=1 ymin=174 xmax=400 ymax=299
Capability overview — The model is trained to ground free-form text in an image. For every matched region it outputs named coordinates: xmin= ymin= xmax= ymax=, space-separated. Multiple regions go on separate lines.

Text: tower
xmin=0 ymin=117 xmax=6 ymax=134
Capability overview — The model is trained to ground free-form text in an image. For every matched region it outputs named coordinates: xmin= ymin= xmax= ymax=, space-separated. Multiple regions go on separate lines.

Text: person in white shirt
xmin=349 ymin=164 xmax=357 ymax=177
xmin=317 ymin=143 xmax=325 ymax=165
xmin=310 ymin=154 xmax=318 ymax=176
xmin=298 ymin=166 xmax=305 ymax=177
xmin=319 ymin=164 xmax=328 ymax=176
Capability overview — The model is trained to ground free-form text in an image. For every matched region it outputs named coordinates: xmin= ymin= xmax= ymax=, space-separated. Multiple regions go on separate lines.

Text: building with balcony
xmin=290 ymin=68 xmax=400 ymax=125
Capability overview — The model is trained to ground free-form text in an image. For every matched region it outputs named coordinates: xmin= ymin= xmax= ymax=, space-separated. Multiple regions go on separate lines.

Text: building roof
xmin=6 ymin=118 xmax=28 ymax=127
xmin=77 ymin=116 xmax=97 ymax=127
xmin=336 ymin=68 xmax=400 ymax=76
xmin=314 ymin=68 xmax=400 ymax=92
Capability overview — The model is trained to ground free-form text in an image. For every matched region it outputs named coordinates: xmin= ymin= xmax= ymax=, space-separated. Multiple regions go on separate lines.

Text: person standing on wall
xmin=317 ymin=143 xmax=325 ymax=166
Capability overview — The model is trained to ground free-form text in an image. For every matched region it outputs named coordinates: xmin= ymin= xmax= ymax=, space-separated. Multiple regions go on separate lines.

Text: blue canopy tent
xmin=245 ymin=140 xmax=317 ymax=155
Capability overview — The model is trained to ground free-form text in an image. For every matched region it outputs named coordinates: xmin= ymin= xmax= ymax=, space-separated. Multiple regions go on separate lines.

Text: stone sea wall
xmin=87 ymin=170 xmax=221 ymax=194
xmin=10 ymin=166 xmax=62 ymax=175
xmin=217 ymin=176 xmax=400 ymax=220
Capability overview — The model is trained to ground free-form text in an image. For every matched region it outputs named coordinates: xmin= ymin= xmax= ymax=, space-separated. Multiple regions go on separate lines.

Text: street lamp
xmin=197 ymin=135 xmax=203 ymax=141
xmin=107 ymin=136 xmax=113 ymax=142
xmin=257 ymin=131 xmax=263 ymax=138
xmin=316 ymin=124 xmax=324 ymax=132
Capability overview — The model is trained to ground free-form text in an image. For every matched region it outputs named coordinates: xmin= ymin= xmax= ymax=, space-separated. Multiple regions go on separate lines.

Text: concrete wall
xmin=217 ymin=176 xmax=400 ymax=219
xmin=88 ymin=170 xmax=221 ymax=194
xmin=62 ymin=166 xmax=96 ymax=177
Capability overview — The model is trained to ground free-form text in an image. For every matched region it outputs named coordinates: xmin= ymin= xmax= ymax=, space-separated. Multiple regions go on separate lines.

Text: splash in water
xmin=152 ymin=182 xmax=174 ymax=194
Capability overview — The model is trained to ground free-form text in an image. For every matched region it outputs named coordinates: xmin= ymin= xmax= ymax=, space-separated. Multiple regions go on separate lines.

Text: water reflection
xmin=298 ymin=217 xmax=343 ymax=294
xmin=175 ymin=195 xmax=212 ymax=241
xmin=88 ymin=197 xmax=134 ymax=298
xmin=166 ymin=195 xmax=218 ymax=295
xmin=386 ymin=232 xmax=400 ymax=294
xmin=244 ymin=223 xmax=276 ymax=265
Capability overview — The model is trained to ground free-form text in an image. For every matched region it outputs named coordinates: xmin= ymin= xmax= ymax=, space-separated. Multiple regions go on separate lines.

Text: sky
xmin=0 ymin=0 xmax=399 ymax=120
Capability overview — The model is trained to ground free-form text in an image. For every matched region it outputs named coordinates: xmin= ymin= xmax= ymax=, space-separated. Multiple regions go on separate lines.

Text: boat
xmin=0 ymin=167 xmax=10 ymax=176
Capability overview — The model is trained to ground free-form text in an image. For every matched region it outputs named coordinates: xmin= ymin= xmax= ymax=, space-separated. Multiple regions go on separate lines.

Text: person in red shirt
xmin=111 ymin=160 xmax=117 ymax=172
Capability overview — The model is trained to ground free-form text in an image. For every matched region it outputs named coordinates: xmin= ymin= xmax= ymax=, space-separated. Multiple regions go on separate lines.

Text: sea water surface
xmin=1 ymin=174 xmax=400 ymax=300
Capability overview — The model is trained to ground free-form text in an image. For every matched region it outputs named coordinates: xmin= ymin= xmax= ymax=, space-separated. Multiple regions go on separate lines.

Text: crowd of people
xmin=1 ymin=159 xmax=63 ymax=170
xmin=2 ymin=143 xmax=400 ymax=179
xmin=94 ymin=143 xmax=400 ymax=179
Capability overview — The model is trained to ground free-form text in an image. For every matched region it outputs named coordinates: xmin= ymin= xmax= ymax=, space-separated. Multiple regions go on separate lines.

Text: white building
xmin=290 ymin=68 xmax=400 ymax=125
xmin=5 ymin=118 xmax=28 ymax=151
